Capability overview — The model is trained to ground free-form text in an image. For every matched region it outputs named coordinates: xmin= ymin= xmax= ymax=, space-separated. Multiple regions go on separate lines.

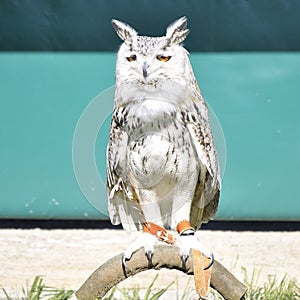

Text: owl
xmin=107 ymin=17 xmax=220 ymax=270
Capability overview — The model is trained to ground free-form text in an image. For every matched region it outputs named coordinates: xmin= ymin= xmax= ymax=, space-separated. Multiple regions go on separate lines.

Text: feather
xmin=180 ymin=90 xmax=221 ymax=229
xmin=106 ymin=108 xmax=146 ymax=231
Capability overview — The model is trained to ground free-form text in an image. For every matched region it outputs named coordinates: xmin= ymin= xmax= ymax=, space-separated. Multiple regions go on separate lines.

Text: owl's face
xmin=112 ymin=17 xmax=194 ymax=104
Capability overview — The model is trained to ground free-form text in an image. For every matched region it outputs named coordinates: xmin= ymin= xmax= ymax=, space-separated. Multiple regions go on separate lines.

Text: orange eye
xmin=127 ymin=54 xmax=137 ymax=62
xmin=156 ymin=55 xmax=171 ymax=62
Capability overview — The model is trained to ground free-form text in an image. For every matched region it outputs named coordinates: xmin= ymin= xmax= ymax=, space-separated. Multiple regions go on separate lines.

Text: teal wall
xmin=0 ymin=1 xmax=300 ymax=220
xmin=0 ymin=53 xmax=115 ymax=219
xmin=0 ymin=53 xmax=299 ymax=220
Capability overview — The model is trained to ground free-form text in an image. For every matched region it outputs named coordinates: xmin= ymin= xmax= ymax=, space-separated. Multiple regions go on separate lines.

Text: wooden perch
xmin=76 ymin=245 xmax=247 ymax=300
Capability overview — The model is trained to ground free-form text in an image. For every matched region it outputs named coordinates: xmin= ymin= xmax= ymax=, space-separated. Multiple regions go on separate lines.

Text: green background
xmin=0 ymin=1 xmax=299 ymax=220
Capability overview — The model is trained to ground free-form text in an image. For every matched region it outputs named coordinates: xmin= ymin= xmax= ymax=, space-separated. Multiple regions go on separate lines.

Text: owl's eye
xmin=156 ymin=55 xmax=171 ymax=62
xmin=127 ymin=55 xmax=137 ymax=62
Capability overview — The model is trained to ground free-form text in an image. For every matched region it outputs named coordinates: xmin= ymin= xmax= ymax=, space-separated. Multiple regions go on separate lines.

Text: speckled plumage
xmin=107 ymin=17 xmax=221 ymax=233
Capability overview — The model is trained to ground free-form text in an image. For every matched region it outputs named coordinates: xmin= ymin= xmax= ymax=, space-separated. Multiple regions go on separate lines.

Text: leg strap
xmin=143 ymin=222 xmax=176 ymax=244
xmin=193 ymin=250 xmax=212 ymax=299
xmin=176 ymin=220 xmax=195 ymax=235
xmin=176 ymin=220 xmax=211 ymax=298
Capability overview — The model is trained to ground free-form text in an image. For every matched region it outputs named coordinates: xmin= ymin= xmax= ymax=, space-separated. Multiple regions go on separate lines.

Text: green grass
xmin=242 ymin=267 xmax=300 ymax=300
xmin=102 ymin=269 xmax=300 ymax=300
xmin=2 ymin=271 xmax=299 ymax=300
xmin=102 ymin=274 xmax=175 ymax=300
xmin=1 ymin=276 xmax=74 ymax=300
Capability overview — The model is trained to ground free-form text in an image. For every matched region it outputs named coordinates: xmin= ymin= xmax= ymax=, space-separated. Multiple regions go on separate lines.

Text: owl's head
xmin=112 ymin=17 xmax=194 ymax=102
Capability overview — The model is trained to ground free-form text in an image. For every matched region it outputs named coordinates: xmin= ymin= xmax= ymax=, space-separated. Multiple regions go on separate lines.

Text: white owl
xmin=106 ymin=17 xmax=221 ymax=270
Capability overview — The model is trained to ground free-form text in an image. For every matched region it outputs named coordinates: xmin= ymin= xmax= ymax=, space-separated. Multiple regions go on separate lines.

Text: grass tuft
xmin=102 ymin=274 xmax=174 ymax=300
xmin=244 ymin=274 xmax=299 ymax=300
xmin=1 ymin=276 xmax=74 ymax=300
xmin=242 ymin=267 xmax=300 ymax=300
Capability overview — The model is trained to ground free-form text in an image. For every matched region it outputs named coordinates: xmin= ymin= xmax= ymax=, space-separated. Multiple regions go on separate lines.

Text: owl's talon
xmin=204 ymin=252 xmax=214 ymax=270
xmin=122 ymin=255 xmax=130 ymax=273
xmin=146 ymin=250 xmax=153 ymax=264
xmin=181 ymin=253 xmax=189 ymax=269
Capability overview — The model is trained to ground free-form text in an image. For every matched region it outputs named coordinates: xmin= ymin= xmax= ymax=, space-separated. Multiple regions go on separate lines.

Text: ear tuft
xmin=166 ymin=16 xmax=189 ymax=45
xmin=112 ymin=19 xmax=138 ymax=43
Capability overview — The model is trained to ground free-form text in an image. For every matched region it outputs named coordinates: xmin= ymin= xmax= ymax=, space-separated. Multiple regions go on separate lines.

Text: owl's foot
xmin=122 ymin=222 xmax=176 ymax=272
xmin=175 ymin=220 xmax=214 ymax=270
xmin=122 ymin=232 xmax=157 ymax=272
xmin=176 ymin=233 xmax=214 ymax=270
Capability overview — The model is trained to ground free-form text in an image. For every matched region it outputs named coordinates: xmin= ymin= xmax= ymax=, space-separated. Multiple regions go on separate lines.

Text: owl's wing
xmin=106 ymin=110 xmax=127 ymax=225
xmin=182 ymin=89 xmax=221 ymax=229
xmin=106 ymin=108 xmax=144 ymax=231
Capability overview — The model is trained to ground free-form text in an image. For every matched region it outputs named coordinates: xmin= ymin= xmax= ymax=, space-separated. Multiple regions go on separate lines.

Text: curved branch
xmin=76 ymin=245 xmax=247 ymax=300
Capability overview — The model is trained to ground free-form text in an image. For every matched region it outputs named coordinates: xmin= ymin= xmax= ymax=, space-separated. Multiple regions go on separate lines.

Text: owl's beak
xmin=143 ymin=61 xmax=149 ymax=78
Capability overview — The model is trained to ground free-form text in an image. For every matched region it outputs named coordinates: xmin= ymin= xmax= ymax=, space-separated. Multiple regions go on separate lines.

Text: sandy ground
xmin=0 ymin=229 xmax=299 ymax=299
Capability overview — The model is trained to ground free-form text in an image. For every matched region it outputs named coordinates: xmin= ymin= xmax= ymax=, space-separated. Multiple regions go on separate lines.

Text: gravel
xmin=0 ymin=228 xmax=299 ymax=298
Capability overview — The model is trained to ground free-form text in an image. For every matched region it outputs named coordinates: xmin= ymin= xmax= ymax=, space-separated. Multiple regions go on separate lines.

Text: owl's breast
xmin=116 ymin=98 xmax=199 ymax=195
xmin=123 ymin=99 xmax=177 ymax=136
xmin=128 ymin=134 xmax=180 ymax=191
xmin=126 ymin=113 xmax=198 ymax=195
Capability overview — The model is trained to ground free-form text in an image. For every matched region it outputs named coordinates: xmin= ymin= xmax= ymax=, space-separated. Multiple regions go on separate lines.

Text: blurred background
xmin=0 ymin=0 xmax=299 ymax=222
